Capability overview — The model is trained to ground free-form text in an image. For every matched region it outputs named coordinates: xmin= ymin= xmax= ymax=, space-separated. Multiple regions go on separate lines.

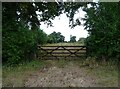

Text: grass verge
xmin=2 ymin=60 xmax=46 ymax=87
xmin=84 ymin=65 xmax=118 ymax=87
xmin=78 ymin=57 xmax=118 ymax=87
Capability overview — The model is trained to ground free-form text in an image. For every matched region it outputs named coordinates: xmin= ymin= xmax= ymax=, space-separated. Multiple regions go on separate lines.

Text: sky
xmin=39 ymin=7 xmax=89 ymax=41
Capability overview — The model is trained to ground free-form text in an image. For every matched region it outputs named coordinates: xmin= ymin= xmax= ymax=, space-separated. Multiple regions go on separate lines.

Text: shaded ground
xmin=3 ymin=59 xmax=118 ymax=87
xmin=25 ymin=60 xmax=98 ymax=87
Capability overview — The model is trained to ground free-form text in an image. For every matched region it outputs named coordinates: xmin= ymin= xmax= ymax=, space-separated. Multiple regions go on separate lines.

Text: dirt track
xmin=25 ymin=61 xmax=98 ymax=87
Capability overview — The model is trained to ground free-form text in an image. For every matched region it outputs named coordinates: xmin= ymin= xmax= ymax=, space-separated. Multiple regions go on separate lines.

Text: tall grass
xmin=2 ymin=60 xmax=46 ymax=87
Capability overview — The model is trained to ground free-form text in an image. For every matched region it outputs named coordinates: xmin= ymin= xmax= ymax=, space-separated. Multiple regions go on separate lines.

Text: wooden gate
xmin=37 ymin=45 xmax=86 ymax=59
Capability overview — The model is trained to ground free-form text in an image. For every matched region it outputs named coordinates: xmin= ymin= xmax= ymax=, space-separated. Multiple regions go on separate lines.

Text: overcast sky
xmin=39 ymin=7 xmax=89 ymax=41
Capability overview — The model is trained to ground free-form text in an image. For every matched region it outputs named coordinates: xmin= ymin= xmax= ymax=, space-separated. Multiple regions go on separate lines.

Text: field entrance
xmin=37 ymin=45 xmax=86 ymax=60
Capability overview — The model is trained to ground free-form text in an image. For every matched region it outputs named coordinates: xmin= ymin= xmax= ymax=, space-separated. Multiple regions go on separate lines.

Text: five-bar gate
xmin=37 ymin=45 xmax=86 ymax=59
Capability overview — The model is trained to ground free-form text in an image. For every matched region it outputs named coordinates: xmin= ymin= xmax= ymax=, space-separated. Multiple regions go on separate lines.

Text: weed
xmin=2 ymin=60 xmax=46 ymax=87
xmin=2 ymin=59 xmax=118 ymax=87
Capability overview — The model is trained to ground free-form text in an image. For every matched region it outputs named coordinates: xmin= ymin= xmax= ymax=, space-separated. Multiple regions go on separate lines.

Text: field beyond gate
xmin=37 ymin=45 xmax=86 ymax=59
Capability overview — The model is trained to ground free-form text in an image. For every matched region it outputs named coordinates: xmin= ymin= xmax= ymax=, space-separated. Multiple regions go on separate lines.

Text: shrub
xmin=2 ymin=21 xmax=47 ymax=66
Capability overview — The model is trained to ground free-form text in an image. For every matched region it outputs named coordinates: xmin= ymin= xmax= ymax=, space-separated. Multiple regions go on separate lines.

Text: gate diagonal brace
xmin=37 ymin=46 xmax=86 ymax=59
xmin=73 ymin=46 xmax=86 ymax=56
xmin=41 ymin=46 xmax=60 ymax=59
xmin=38 ymin=47 xmax=49 ymax=57
xmin=60 ymin=46 xmax=79 ymax=57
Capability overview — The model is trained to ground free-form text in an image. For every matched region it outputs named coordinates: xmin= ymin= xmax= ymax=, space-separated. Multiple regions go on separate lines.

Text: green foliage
xmin=2 ymin=2 xmax=64 ymax=29
xmin=36 ymin=29 xmax=48 ymax=45
xmin=2 ymin=2 xmax=54 ymax=65
xmin=47 ymin=31 xmax=65 ymax=43
xmin=62 ymin=2 xmax=120 ymax=62
xmin=2 ymin=2 xmax=120 ymax=65
xmin=3 ymin=22 xmax=31 ymax=65
xmin=2 ymin=21 xmax=47 ymax=65
xmin=70 ymin=35 xmax=76 ymax=42
xmin=83 ymin=2 xmax=120 ymax=61
xmin=78 ymin=37 xmax=86 ymax=45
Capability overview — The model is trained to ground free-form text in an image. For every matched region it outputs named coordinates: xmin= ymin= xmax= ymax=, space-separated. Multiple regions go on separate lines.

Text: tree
xmin=3 ymin=21 xmax=35 ymax=65
xmin=47 ymin=31 xmax=65 ymax=43
xmin=3 ymin=2 xmax=120 ymax=65
xmin=61 ymin=2 xmax=120 ymax=62
xmin=2 ymin=2 xmax=53 ymax=65
xmin=70 ymin=35 xmax=76 ymax=42
xmin=2 ymin=2 xmax=65 ymax=29
xmin=59 ymin=35 xmax=65 ymax=43
xmin=82 ymin=2 xmax=120 ymax=61
xmin=78 ymin=37 xmax=86 ymax=45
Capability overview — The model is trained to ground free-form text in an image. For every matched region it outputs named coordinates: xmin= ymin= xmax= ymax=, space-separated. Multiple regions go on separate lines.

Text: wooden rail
xmin=37 ymin=45 xmax=86 ymax=59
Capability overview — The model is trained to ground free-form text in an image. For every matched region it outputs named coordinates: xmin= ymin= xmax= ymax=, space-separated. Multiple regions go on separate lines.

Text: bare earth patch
xmin=3 ymin=59 xmax=118 ymax=87
xmin=25 ymin=63 xmax=98 ymax=87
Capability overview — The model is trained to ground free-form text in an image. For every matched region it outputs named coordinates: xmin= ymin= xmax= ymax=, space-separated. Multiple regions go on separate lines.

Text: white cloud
xmin=40 ymin=10 xmax=88 ymax=41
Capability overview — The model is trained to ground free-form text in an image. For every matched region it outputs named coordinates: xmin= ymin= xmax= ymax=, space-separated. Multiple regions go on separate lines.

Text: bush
xmin=2 ymin=21 xmax=47 ymax=66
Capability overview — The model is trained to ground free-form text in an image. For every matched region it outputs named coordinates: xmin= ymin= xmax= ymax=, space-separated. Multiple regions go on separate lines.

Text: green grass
xmin=52 ymin=59 xmax=69 ymax=68
xmin=80 ymin=58 xmax=118 ymax=87
xmin=85 ymin=65 xmax=118 ymax=87
xmin=2 ymin=58 xmax=118 ymax=87
xmin=45 ymin=42 xmax=85 ymax=46
xmin=2 ymin=60 xmax=46 ymax=87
